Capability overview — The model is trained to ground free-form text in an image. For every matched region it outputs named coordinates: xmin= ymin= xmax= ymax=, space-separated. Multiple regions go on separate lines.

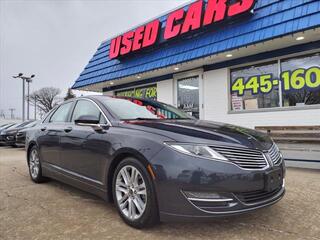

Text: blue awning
xmin=72 ymin=0 xmax=320 ymax=89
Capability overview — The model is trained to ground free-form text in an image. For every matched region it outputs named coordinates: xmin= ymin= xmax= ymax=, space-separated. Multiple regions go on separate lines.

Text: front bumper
xmin=0 ymin=135 xmax=5 ymax=144
xmin=150 ymin=146 xmax=285 ymax=221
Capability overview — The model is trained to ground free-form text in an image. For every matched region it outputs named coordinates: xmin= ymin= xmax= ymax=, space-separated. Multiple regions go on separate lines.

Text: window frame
xmin=70 ymin=98 xmax=112 ymax=126
xmin=228 ymin=51 xmax=320 ymax=114
xmin=48 ymin=101 xmax=75 ymax=123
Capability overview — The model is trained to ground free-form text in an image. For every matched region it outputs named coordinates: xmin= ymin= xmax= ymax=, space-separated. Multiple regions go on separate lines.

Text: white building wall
xmin=203 ymin=68 xmax=320 ymax=129
xmin=157 ymin=79 xmax=174 ymax=105
xmin=103 ymin=91 xmax=114 ymax=96
xmin=106 ymin=69 xmax=319 ymax=129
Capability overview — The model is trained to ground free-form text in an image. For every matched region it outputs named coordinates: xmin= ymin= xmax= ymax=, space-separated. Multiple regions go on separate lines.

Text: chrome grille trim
xmin=210 ymin=146 xmax=268 ymax=170
xmin=268 ymin=144 xmax=282 ymax=165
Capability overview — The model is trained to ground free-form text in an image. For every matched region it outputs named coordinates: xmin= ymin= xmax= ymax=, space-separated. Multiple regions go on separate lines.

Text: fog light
xmin=183 ymin=191 xmax=233 ymax=202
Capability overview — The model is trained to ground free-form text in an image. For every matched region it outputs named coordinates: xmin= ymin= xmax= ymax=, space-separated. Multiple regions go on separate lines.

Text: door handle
xmin=64 ymin=127 xmax=73 ymax=133
xmin=40 ymin=127 xmax=47 ymax=132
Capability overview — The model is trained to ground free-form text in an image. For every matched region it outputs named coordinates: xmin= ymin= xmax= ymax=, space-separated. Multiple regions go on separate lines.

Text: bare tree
xmin=29 ymin=87 xmax=61 ymax=114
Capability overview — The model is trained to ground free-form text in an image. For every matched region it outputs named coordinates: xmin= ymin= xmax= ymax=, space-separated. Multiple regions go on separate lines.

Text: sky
xmin=0 ymin=0 xmax=189 ymax=120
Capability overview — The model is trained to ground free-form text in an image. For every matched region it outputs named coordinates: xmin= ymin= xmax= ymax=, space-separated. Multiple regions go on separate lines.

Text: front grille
xmin=236 ymin=187 xmax=282 ymax=204
xmin=211 ymin=146 xmax=268 ymax=170
xmin=268 ymin=144 xmax=282 ymax=165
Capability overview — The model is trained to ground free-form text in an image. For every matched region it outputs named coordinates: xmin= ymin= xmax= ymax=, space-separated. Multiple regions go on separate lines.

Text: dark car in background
xmin=0 ymin=123 xmax=18 ymax=145
xmin=15 ymin=121 xmax=40 ymax=147
xmin=1 ymin=120 xmax=35 ymax=147
xmin=26 ymin=96 xmax=285 ymax=228
xmin=0 ymin=123 xmax=14 ymax=129
xmin=0 ymin=123 xmax=16 ymax=132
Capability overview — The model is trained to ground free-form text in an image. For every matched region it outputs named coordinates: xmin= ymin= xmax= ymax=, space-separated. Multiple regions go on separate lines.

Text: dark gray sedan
xmin=26 ymin=96 xmax=285 ymax=228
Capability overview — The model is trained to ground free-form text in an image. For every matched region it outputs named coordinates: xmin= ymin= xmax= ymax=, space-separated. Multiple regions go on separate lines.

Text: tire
xmin=112 ymin=157 xmax=159 ymax=228
xmin=28 ymin=145 xmax=48 ymax=183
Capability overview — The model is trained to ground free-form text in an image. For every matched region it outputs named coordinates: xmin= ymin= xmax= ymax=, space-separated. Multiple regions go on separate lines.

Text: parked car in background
xmin=1 ymin=120 xmax=35 ymax=147
xmin=0 ymin=123 xmax=16 ymax=131
xmin=15 ymin=121 xmax=40 ymax=147
xmin=0 ymin=123 xmax=17 ymax=145
xmin=26 ymin=96 xmax=285 ymax=228
xmin=0 ymin=123 xmax=12 ymax=129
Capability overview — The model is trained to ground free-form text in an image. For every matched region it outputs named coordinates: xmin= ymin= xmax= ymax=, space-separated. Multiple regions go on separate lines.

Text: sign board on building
xmin=109 ymin=0 xmax=256 ymax=59
xmin=115 ymin=84 xmax=157 ymax=100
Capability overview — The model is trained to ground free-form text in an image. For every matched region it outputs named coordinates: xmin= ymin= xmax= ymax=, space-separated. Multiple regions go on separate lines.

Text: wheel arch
xmin=26 ymin=141 xmax=38 ymax=163
xmin=107 ymin=148 xmax=152 ymax=202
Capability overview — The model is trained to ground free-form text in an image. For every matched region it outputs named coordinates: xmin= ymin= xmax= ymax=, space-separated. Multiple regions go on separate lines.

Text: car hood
xmin=2 ymin=126 xmax=27 ymax=135
xmin=1 ymin=129 xmax=18 ymax=135
xmin=120 ymin=119 xmax=273 ymax=151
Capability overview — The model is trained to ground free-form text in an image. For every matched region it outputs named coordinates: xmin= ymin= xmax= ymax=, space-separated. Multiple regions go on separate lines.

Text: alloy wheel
xmin=115 ymin=165 xmax=147 ymax=220
xmin=29 ymin=149 xmax=40 ymax=179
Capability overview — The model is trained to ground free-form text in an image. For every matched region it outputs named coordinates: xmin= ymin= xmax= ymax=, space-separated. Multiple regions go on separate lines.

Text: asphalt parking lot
xmin=1 ymin=147 xmax=320 ymax=240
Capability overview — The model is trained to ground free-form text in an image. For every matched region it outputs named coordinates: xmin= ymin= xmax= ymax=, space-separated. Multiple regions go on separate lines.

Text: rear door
xmin=37 ymin=101 xmax=74 ymax=167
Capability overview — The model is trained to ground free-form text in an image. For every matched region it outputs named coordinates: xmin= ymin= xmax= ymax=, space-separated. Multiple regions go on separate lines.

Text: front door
xmin=59 ymin=99 xmax=111 ymax=184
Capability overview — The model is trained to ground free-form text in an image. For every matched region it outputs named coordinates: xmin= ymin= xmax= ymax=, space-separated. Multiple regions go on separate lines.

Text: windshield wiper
xmin=122 ymin=117 xmax=191 ymax=121
xmin=122 ymin=117 xmax=160 ymax=121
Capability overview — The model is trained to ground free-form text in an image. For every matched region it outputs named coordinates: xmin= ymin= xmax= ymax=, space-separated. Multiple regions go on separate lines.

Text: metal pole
xmin=27 ymin=80 xmax=30 ymax=120
xmin=22 ymin=79 xmax=25 ymax=121
xmin=34 ymin=97 xmax=37 ymax=120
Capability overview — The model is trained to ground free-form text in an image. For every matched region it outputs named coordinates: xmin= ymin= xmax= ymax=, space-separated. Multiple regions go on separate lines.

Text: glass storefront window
xmin=177 ymin=76 xmax=199 ymax=118
xmin=230 ymin=52 xmax=320 ymax=111
xmin=231 ymin=62 xmax=279 ymax=111
xmin=281 ymin=53 xmax=320 ymax=107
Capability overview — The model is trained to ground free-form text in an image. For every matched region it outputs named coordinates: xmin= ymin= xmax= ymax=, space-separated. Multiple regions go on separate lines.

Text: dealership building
xmin=72 ymin=0 xmax=320 ymax=129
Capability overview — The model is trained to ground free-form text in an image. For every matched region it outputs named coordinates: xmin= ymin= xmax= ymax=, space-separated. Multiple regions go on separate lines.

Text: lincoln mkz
xmin=26 ymin=96 xmax=285 ymax=228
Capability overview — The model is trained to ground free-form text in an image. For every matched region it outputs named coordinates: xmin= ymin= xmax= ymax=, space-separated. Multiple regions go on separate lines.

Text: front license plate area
xmin=264 ymin=169 xmax=283 ymax=192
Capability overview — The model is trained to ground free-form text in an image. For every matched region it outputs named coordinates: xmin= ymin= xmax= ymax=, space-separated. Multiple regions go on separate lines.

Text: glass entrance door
xmin=177 ymin=76 xmax=200 ymax=119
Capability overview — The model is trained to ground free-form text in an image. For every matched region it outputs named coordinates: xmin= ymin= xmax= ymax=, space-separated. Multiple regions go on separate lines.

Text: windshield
xmin=100 ymin=97 xmax=192 ymax=120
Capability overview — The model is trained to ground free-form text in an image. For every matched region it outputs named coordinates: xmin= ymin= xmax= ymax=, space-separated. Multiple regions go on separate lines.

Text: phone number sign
xmin=231 ymin=66 xmax=320 ymax=96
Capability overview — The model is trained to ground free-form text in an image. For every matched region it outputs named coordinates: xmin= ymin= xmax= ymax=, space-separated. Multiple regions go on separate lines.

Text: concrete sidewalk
xmin=278 ymin=143 xmax=320 ymax=169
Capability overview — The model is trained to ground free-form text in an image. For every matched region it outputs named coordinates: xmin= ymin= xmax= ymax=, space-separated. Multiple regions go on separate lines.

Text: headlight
xmin=165 ymin=143 xmax=228 ymax=161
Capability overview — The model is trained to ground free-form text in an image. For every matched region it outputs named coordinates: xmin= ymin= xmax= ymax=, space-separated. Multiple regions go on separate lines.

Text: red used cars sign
xmin=109 ymin=0 xmax=256 ymax=59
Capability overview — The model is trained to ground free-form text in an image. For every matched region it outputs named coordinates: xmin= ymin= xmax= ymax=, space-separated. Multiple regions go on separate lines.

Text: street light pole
xmin=22 ymin=79 xmax=25 ymax=121
xmin=13 ymin=73 xmax=35 ymax=122
xmin=34 ymin=96 xmax=37 ymax=120
xmin=26 ymin=79 xmax=32 ymax=120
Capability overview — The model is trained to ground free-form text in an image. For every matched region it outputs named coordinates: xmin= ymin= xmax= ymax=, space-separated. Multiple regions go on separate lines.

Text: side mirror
xmin=75 ymin=115 xmax=109 ymax=132
xmin=75 ymin=115 xmax=100 ymax=125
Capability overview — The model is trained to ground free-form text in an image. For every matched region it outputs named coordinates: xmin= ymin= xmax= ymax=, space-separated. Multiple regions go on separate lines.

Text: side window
xmin=71 ymin=100 xmax=107 ymax=124
xmin=49 ymin=102 xmax=73 ymax=123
